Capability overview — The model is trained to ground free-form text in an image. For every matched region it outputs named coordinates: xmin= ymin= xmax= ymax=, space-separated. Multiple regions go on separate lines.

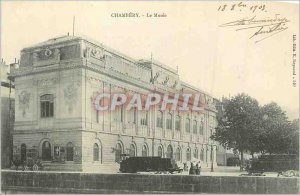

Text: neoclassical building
xmin=11 ymin=35 xmax=218 ymax=171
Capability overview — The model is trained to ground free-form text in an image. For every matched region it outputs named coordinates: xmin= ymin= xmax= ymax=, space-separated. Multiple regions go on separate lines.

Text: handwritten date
xmin=218 ymin=2 xmax=266 ymax=13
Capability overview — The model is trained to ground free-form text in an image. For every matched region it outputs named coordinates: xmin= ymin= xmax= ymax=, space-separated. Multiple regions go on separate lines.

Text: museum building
xmin=10 ymin=35 xmax=218 ymax=171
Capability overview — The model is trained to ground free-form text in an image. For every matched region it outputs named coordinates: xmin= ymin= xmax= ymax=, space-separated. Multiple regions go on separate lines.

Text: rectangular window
xmin=140 ymin=111 xmax=148 ymax=126
xmin=114 ymin=107 xmax=123 ymax=122
xmin=185 ymin=119 xmax=190 ymax=133
xmin=193 ymin=121 xmax=197 ymax=134
xmin=41 ymin=95 xmax=54 ymax=118
xmin=156 ymin=112 xmax=163 ymax=128
xmin=96 ymin=110 xmax=99 ymax=123
xmin=127 ymin=109 xmax=136 ymax=124
xmin=175 ymin=116 xmax=180 ymax=131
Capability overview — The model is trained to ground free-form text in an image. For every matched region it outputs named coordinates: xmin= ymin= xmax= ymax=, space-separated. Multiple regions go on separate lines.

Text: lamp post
xmin=211 ymin=144 xmax=214 ymax=172
xmin=210 ymin=129 xmax=214 ymax=172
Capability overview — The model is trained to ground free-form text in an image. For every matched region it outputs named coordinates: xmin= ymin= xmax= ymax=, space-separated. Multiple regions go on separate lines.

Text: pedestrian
xmin=189 ymin=162 xmax=195 ymax=175
xmin=195 ymin=163 xmax=200 ymax=175
xmin=183 ymin=162 xmax=188 ymax=171
xmin=198 ymin=161 xmax=202 ymax=175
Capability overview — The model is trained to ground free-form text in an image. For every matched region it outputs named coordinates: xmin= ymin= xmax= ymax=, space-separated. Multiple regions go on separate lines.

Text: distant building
xmin=1 ymin=59 xmax=15 ymax=168
xmin=10 ymin=35 xmax=218 ymax=171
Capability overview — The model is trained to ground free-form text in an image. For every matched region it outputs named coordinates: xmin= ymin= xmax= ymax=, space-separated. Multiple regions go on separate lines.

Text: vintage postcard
xmin=0 ymin=1 xmax=299 ymax=194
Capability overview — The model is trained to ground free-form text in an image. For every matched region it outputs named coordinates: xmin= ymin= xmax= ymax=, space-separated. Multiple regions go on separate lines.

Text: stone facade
xmin=10 ymin=35 xmax=218 ymax=171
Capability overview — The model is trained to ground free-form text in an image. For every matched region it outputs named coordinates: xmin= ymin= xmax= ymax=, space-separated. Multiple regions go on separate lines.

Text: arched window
xmin=193 ymin=120 xmax=197 ymax=134
xmin=66 ymin=142 xmax=74 ymax=161
xmin=175 ymin=115 xmax=181 ymax=131
xmin=158 ymin=146 xmax=163 ymax=157
xmin=166 ymin=145 xmax=173 ymax=158
xmin=129 ymin=144 xmax=136 ymax=157
xmin=156 ymin=111 xmax=163 ymax=128
xmin=166 ymin=113 xmax=173 ymax=130
xmin=40 ymin=94 xmax=54 ymax=118
xmin=194 ymin=148 xmax=198 ymax=159
xmin=115 ymin=143 xmax=123 ymax=163
xmin=186 ymin=148 xmax=191 ymax=161
xmin=142 ymin=145 xmax=148 ymax=157
xmin=42 ymin=141 xmax=51 ymax=161
xmin=93 ymin=143 xmax=99 ymax=161
xmin=21 ymin=144 xmax=27 ymax=162
xmin=185 ymin=117 xmax=190 ymax=133
xmin=200 ymin=149 xmax=204 ymax=161
xmin=175 ymin=147 xmax=181 ymax=161
xmin=199 ymin=122 xmax=204 ymax=135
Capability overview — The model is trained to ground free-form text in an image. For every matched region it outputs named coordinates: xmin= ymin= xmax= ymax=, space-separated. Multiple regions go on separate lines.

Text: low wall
xmin=1 ymin=170 xmax=299 ymax=194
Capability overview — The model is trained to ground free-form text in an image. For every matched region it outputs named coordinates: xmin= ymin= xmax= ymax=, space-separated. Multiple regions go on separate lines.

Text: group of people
xmin=183 ymin=161 xmax=202 ymax=175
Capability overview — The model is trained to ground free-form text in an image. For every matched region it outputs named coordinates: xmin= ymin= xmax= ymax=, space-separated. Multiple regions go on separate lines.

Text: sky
xmin=1 ymin=1 xmax=299 ymax=119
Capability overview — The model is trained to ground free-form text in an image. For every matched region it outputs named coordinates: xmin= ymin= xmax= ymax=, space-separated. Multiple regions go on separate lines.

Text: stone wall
xmin=1 ymin=171 xmax=299 ymax=194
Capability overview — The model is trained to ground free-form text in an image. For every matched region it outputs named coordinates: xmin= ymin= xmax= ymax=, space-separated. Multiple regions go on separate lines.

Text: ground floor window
xmin=66 ymin=142 xmax=74 ymax=161
xmin=166 ymin=145 xmax=173 ymax=158
xmin=129 ymin=144 xmax=136 ymax=157
xmin=194 ymin=148 xmax=198 ymax=159
xmin=175 ymin=147 xmax=181 ymax=161
xmin=142 ymin=145 xmax=148 ymax=157
xmin=21 ymin=144 xmax=26 ymax=162
xmin=158 ymin=146 xmax=163 ymax=157
xmin=115 ymin=143 xmax=122 ymax=163
xmin=200 ymin=149 xmax=204 ymax=161
xmin=93 ymin=143 xmax=99 ymax=161
xmin=42 ymin=141 xmax=51 ymax=161
xmin=186 ymin=148 xmax=191 ymax=161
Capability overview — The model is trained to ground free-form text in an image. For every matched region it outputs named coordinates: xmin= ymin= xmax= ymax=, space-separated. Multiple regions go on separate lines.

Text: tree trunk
xmin=240 ymin=150 xmax=244 ymax=171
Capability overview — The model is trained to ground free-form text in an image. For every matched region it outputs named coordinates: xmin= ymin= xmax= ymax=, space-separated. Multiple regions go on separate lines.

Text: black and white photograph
xmin=0 ymin=1 xmax=299 ymax=194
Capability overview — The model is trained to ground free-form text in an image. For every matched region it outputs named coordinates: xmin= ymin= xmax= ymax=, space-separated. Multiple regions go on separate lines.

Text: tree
xmin=211 ymin=93 xmax=261 ymax=170
xmin=288 ymin=119 xmax=299 ymax=155
xmin=260 ymin=103 xmax=292 ymax=154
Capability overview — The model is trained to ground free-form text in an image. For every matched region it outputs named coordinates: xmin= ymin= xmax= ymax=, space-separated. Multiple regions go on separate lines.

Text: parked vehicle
xmin=11 ymin=148 xmax=43 ymax=171
xmin=227 ymin=157 xmax=240 ymax=166
xmin=246 ymin=154 xmax=299 ymax=174
xmin=119 ymin=156 xmax=183 ymax=173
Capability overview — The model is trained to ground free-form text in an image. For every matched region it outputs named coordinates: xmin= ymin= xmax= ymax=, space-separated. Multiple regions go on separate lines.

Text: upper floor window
xmin=193 ymin=120 xmax=197 ymax=134
xmin=199 ymin=122 xmax=204 ymax=135
xmin=113 ymin=106 xmax=123 ymax=122
xmin=156 ymin=111 xmax=163 ymax=128
xmin=127 ymin=109 xmax=136 ymax=124
xmin=41 ymin=94 xmax=54 ymax=118
xmin=140 ymin=111 xmax=148 ymax=126
xmin=185 ymin=117 xmax=190 ymax=133
xmin=166 ymin=112 xmax=173 ymax=130
xmin=175 ymin=115 xmax=181 ymax=131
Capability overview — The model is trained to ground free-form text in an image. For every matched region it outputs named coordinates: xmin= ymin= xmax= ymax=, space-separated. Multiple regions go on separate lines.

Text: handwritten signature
xmin=219 ymin=14 xmax=289 ymax=43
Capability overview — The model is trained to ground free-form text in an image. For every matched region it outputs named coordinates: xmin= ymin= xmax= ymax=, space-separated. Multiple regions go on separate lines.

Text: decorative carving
xmin=33 ymin=77 xmax=58 ymax=86
xmin=18 ymin=90 xmax=30 ymax=117
xmin=172 ymin=81 xmax=178 ymax=88
xmin=151 ymin=72 xmax=160 ymax=83
xmin=162 ymin=76 xmax=169 ymax=85
xmin=44 ymin=48 xmax=52 ymax=57
xmin=84 ymin=46 xmax=104 ymax=60
xmin=64 ymin=82 xmax=80 ymax=113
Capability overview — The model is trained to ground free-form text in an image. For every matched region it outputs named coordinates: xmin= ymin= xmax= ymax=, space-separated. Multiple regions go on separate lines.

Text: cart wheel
xmin=33 ymin=164 xmax=39 ymax=171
